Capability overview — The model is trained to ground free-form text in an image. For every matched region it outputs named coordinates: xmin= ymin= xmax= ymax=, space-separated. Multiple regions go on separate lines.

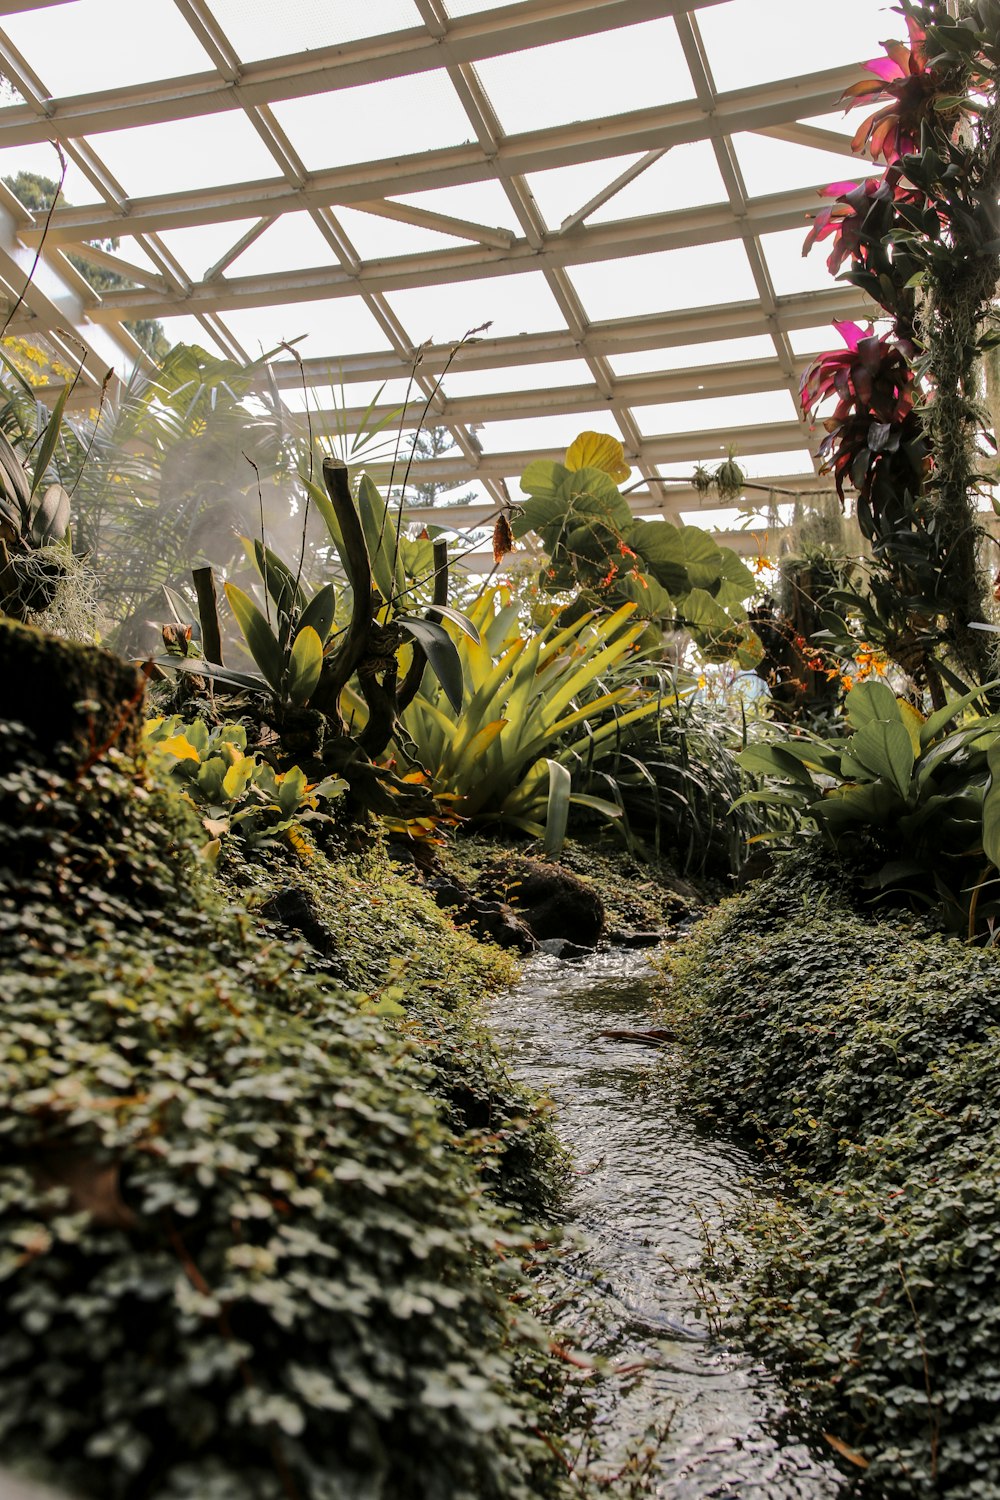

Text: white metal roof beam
xmin=78 ymin=184 xmax=844 ymax=321
xmin=19 ymin=66 xmax=859 ymax=245
xmin=262 ymin=286 xmax=871 ymax=386
xmin=312 ymin=356 xmax=797 ymax=430
xmin=352 ymin=198 xmax=516 ymax=249
xmin=0 ymin=193 xmax=143 ymax=383
xmin=0 ymin=0 xmax=731 ymax=145
xmin=375 ymin=421 xmax=810 ymax=482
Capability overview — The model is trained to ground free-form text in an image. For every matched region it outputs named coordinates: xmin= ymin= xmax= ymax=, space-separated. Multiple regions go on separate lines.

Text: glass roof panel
xmin=739 ymin=449 xmax=817 ymax=478
xmin=4 ymin=0 xmax=214 ymax=98
xmin=223 ymin=297 xmax=395 ymax=359
xmin=568 ymin=240 xmax=758 ymax=321
xmin=475 ymin=17 xmax=694 ymax=134
xmin=679 ymin=507 xmax=767 ymax=530
xmin=699 ymin=0 xmax=893 ymax=95
xmin=207 ymin=0 xmax=423 ymax=63
xmin=156 ymin=315 xmax=228 ymax=359
xmin=590 ymin=142 xmax=729 ymax=222
xmin=444 ymin=0 xmax=523 ymax=14
xmin=95 ymin=113 xmax=280 ymax=199
xmin=442 ymin=359 xmax=595 ymax=399
xmin=523 ymin=155 xmax=639 ymax=232
xmin=157 ymin=220 xmax=262 ymax=279
xmin=609 ymin=335 xmax=777 ymax=377
xmin=386 ymin=271 xmax=566 ymax=343
xmin=227 ymin=213 xmax=340 ymax=277
xmin=637 ymin=389 xmax=800 ymax=438
xmin=760 ymin=227 xmax=839 ymax=297
xmin=733 ymin=132 xmax=866 ymax=198
xmin=489 ymin=411 xmax=625 ymax=455
xmin=526 ymin=140 xmax=728 ymax=231
xmin=788 ymin=325 xmax=847 ymax=358
xmin=270 ymin=72 xmax=475 ymax=174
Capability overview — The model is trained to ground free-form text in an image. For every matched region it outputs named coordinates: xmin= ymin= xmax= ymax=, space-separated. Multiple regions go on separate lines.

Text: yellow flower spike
xmin=564 ymin=431 xmax=631 ymax=483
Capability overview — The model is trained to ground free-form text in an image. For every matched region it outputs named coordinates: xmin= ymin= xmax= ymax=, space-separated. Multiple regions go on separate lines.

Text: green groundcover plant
xmin=0 ymin=687 xmax=574 ymax=1500
xmin=662 ymin=856 xmax=1000 ymax=1497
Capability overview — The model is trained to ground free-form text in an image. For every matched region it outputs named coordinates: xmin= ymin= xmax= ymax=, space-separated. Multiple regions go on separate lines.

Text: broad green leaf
xmin=398 ymin=616 xmax=464 ymax=714
xmin=222 ymin=756 xmax=254 ymax=801
xmin=845 ymin=719 xmax=915 ymax=798
xmin=358 ymin=472 xmax=403 ymax=603
xmin=543 ymin=759 xmax=572 ymax=857
xmin=815 ymin=779 xmax=902 ymax=828
xmin=251 ymin=539 xmax=306 ymax=622
xmin=277 ymin=765 xmax=308 ymax=816
xmin=518 ymin=459 xmax=565 ymax=501
xmin=738 ymin=742 xmax=819 ymax=786
xmin=919 ymin=678 xmax=1000 ymax=749
xmin=983 ymin=737 xmax=1000 ymax=869
xmin=224 ymin=581 xmax=285 ymax=693
xmin=426 ymin=603 xmax=481 ymax=644
xmin=299 ymin=583 xmax=337 ymax=645
xmin=287 ymin=625 xmax=324 ymax=706
xmin=844 ymin=678 xmax=901 ymax=730
xmin=29 ymin=483 xmax=71 ymax=546
xmin=30 ymin=380 xmax=70 ymax=498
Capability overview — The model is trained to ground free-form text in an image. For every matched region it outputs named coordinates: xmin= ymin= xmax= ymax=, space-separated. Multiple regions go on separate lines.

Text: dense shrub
xmin=0 ymin=716 xmax=564 ymax=1500
xmin=663 ymin=857 xmax=1000 ymax=1497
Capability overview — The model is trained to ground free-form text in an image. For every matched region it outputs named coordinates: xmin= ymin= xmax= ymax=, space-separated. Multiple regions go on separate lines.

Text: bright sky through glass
xmin=0 ymin=0 xmax=905 ymax=530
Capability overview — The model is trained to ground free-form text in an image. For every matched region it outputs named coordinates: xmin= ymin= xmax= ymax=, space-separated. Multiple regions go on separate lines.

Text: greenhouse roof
xmin=0 ymin=0 xmax=893 ymax=552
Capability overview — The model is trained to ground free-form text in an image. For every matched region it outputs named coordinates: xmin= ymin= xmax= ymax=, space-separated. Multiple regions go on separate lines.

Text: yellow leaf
xmin=898 ymin=698 xmax=924 ymax=757
xmin=822 ymin=1433 xmax=870 ymax=1469
xmin=564 ymin=431 xmax=630 ymax=483
xmin=157 ymin=733 xmax=200 ymax=764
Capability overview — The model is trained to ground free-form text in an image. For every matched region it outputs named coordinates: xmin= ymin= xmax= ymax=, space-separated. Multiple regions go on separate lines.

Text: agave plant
xmin=396 ymin=585 xmax=679 ymax=851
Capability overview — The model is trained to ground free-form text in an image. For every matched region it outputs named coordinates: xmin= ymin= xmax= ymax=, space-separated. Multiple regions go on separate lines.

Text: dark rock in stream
xmin=425 ymin=877 xmax=537 ymax=953
xmin=609 ymin=929 xmax=665 ymax=949
xmin=476 ymin=858 xmax=605 ymax=946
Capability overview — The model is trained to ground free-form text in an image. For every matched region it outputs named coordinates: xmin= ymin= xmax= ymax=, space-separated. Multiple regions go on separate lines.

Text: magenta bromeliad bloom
xmin=803 ymin=169 xmax=926 ymax=275
xmin=801 ymin=322 xmax=916 ymax=422
xmin=841 ymin=15 xmax=953 ymax=164
xmin=801 ymin=322 xmax=919 ymax=499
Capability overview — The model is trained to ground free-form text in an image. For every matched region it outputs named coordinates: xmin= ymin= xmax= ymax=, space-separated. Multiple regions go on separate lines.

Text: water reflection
xmin=494 ymin=951 xmax=846 ymax=1498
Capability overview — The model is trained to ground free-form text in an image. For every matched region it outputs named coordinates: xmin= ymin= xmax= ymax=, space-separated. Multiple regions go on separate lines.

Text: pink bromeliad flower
xmin=841 ymin=15 xmax=954 ymax=164
xmin=801 ymin=323 xmax=919 ymax=500
xmin=803 ymin=169 xmax=927 ymax=275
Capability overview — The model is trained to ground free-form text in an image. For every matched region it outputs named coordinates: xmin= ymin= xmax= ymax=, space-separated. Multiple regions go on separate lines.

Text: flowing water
xmin=494 ymin=949 xmax=847 ymax=1498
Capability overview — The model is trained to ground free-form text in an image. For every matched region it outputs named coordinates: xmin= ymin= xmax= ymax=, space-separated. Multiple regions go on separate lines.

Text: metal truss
xmin=0 ymin=0 xmax=874 ymax=541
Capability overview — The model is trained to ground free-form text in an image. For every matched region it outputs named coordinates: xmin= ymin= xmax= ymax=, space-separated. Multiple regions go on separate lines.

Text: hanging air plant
xmin=714 ymin=449 xmax=746 ymax=501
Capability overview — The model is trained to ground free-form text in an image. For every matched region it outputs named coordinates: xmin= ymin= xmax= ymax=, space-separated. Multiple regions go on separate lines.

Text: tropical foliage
xmin=397 ymin=584 xmax=673 ymax=848
xmin=516 ymin=432 xmax=761 ymax=665
xmin=738 ymin=677 xmax=1000 ymax=930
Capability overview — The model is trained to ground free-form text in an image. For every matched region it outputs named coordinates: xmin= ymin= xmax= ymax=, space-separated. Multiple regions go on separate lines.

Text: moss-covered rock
xmin=0 ymin=703 xmax=566 ymax=1498
xmin=2 ymin=617 xmax=146 ymax=766
xmin=662 ymin=856 xmax=1000 ymax=1497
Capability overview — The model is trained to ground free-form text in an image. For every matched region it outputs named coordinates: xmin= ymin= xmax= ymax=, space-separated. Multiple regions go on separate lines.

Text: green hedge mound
xmin=663 ymin=858 xmax=1000 ymax=1498
xmin=0 ymin=707 xmax=563 ymax=1500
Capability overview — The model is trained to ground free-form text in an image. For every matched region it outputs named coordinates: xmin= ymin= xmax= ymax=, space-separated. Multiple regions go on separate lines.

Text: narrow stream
xmin=493 ymin=950 xmax=848 ymax=1498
